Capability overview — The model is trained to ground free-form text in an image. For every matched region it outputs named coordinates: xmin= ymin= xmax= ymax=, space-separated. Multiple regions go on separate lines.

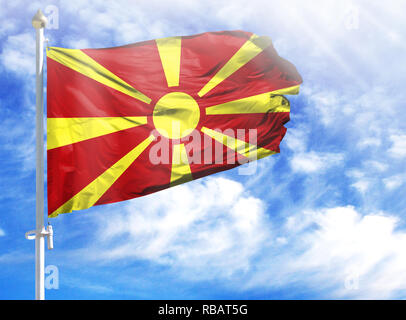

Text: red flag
xmin=47 ymin=30 xmax=302 ymax=217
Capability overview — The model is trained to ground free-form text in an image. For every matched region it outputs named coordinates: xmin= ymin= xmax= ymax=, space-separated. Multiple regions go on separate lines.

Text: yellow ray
xmin=206 ymin=94 xmax=289 ymax=115
xmin=201 ymin=127 xmax=276 ymax=161
xmin=156 ymin=37 xmax=182 ymax=87
xmin=49 ymin=135 xmax=156 ymax=217
xmin=170 ymin=143 xmax=193 ymax=186
xmin=47 ymin=47 xmax=151 ymax=104
xmin=270 ymin=85 xmax=300 ymax=95
xmin=206 ymin=85 xmax=300 ymax=115
xmin=198 ymin=34 xmax=272 ymax=97
xmin=47 ymin=116 xmax=148 ymax=150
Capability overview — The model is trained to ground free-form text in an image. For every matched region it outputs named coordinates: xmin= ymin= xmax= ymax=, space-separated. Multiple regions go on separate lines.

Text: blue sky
xmin=1 ymin=0 xmax=406 ymax=299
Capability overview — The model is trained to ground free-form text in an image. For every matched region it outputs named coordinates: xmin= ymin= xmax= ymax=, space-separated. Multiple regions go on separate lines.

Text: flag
xmin=47 ymin=30 xmax=302 ymax=217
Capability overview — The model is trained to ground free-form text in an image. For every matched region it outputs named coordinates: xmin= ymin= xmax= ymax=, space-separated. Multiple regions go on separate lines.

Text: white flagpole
xmin=31 ymin=9 xmax=48 ymax=301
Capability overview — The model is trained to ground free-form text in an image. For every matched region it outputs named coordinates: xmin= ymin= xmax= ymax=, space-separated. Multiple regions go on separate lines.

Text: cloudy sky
xmin=1 ymin=0 xmax=406 ymax=299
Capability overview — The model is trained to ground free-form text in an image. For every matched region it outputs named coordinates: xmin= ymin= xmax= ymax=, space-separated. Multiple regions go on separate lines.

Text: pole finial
xmin=32 ymin=9 xmax=48 ymax=29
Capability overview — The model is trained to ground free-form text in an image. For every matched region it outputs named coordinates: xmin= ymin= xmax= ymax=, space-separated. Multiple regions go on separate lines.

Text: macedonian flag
xmin=47 ymin=30 xmax=302 ymax=217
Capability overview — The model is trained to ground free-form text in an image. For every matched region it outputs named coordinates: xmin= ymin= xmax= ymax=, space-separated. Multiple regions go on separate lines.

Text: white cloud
xmin=382 ymin=174 xmax=406 ymax=190
xmin=64 ymin=38 xmax=91 ymax=49
xmin=0 ymin=32 xmax=35 ymax=76
xmin=297 ymin=207 xmax=406 ymax=299
xmin=357 ymin=137 xmax=381 ymax=149
xmin=0 ymin=113 xmax=36 ymax=173
xmin=351 ymin=179 xmax=370 ymax=194
xmin=0 ymin=19 xmax=17 ymax=36
xmin=71 ymin=182 xmax=406 ymax=299
xmin=248 ymin=206 xmax=406 ymax=299
xmin=303 ymin=86 xmax=402 ymax=151
xmin=0 ymin=251 xmax=33 ymax=264
xmin=346 ymin=169 xmax=371 ymax=194
xmin=388 ymin=134 xmax=406 ymax=158
xmin=284 ymin=126 xmax=308 ymax=153
xmin=63 ymin=276 xmax=114 ymax=294
xmin=307 ymin=90 xmax=342 ymax=127
xmin=363 ymin=160 xmax=388 ymax=172
xmin=215 ymin=3 xmax=255 ymax=28
xmin=86 ymin=177 xmax=271 ymax=278
xmin=62 ymin=0 xmax=206 ymax=48
xmin=301 ymin=84 xmax=406 ymax=201
xmin=290 ymin=151 xmax=344 ymax=173
xmin=0 ymin=228 xmax=5 ymax=237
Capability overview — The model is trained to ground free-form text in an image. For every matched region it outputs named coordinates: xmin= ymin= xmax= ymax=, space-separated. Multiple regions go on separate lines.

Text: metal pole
xmin=32 ymin=9 xmax=47 ymax=301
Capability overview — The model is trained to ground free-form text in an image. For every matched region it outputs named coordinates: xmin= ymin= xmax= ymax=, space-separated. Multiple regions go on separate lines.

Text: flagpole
xmin=32 ymin=9 xmax=48 ymax=301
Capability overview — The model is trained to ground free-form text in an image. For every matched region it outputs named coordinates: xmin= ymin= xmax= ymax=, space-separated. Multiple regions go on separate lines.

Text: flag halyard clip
xmin=25 ymin=225 xmax=54 ymax=250
xmin=44 ymin=38 xmax=50 ymax=50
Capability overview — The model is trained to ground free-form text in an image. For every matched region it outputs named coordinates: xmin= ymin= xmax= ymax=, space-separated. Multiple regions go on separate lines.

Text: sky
xmin=0 ymin=0 xmax=406 ymax=299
